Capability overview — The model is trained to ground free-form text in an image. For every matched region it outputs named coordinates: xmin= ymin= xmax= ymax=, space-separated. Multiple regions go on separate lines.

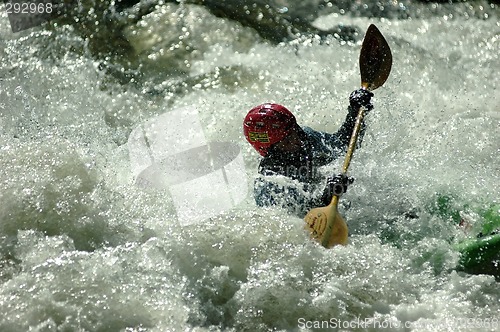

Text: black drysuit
xmin=253 ymin=106 xmax=365 ymax=217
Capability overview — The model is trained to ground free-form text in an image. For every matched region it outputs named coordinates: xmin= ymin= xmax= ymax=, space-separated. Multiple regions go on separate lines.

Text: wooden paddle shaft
xmin=341 ymin=105 xmax=367 ymax=174
xmin=320 ymin=105 xmax=365 ymax=247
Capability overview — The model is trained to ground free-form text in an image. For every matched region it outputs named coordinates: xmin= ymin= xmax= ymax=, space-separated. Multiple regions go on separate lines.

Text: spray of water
xmin=0 ymin=2 xmax=499 ymax=331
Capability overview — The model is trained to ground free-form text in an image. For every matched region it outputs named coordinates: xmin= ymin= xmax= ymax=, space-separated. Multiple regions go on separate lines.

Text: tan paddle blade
xmin=304 ymin=198 xmax=348 ymax=248
xmin=359 ymin=24 xmax=392 ymax=91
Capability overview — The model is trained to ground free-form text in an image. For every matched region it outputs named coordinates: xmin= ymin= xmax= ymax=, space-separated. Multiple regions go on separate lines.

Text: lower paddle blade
xmin=304 ymin=206 xmax=348 ymax=248
xmin=359 ymin=24 xmax=392 ymax=91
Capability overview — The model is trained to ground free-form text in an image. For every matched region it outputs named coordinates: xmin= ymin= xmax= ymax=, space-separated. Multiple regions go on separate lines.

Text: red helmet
xmin=243 ymin=103 xmax=297 ymax=156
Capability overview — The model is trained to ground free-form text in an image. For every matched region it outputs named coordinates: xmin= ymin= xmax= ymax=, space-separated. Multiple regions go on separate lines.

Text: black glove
xmin=321 ymin=174 xmax=354 ymax=205
xmin=349 ymin=88 xmax=374 ymax=112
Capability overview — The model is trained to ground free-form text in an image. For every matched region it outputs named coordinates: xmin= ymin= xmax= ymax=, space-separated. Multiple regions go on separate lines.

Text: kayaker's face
xmin=272 ymin=128 xmax=303 ymax=153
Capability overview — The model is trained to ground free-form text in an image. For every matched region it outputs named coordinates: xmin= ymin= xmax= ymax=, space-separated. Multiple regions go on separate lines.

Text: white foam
xmin=0 ymin=3 xmax=499 ymax=331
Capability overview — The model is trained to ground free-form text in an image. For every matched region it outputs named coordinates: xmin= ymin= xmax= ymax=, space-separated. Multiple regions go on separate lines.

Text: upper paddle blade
xmin=359 ymin=24 xmax=392 ymax=91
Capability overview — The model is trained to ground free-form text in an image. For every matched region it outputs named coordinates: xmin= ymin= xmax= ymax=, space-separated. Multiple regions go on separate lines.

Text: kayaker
xmin=243 ymin=89 xmax=373 ymax=217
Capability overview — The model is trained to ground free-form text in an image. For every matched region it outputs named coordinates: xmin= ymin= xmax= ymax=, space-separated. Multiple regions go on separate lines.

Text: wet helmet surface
xmin=243 ymin=103 xmax=296 ymax=156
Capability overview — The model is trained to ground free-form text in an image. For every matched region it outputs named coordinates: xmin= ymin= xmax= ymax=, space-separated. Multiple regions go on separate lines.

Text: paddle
xmin=304 ymin=24 xmax=392 ymax=248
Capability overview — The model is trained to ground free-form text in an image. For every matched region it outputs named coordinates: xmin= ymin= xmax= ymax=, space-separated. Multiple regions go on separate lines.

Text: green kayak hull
xmin=428 ymin=195 xmax=500 ymax=278
xmin=455 ymin=234 xmax=500 ymax=277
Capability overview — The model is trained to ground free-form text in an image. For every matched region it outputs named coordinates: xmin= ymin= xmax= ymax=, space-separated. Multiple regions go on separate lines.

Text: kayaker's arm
xmin=254 ymin=176 xmax=326 ymax=218
xmin=253 ymin=174 xmax=354 ymax=217
xmin=332 ymin=89 xmax=374 ymax=150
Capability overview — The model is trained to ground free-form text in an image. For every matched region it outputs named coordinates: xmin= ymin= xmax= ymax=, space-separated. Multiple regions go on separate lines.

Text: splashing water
xmin=0 ymin=1 xmax=499 ymax=331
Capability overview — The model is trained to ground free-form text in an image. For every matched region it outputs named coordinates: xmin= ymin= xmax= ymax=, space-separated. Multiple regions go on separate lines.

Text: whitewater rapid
xmin=1 ymin=1 xmax=499 ymax=331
